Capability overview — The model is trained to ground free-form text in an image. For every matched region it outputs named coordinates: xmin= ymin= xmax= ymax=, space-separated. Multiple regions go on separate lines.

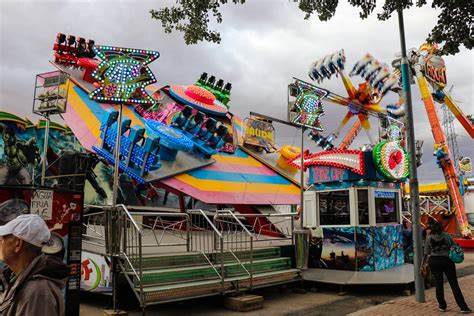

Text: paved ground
xmin=80 ymin=252 xmax=474 ymax=315
xmin=350 ymin=274 xmax=474 ymax=315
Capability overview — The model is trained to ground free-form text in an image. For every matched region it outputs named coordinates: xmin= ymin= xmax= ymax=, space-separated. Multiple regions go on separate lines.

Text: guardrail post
xmin=220 ymin=237 xmax=224 ymax=294
xmin=186 ymin=214 xmax=190 ymax=252
xmin=250 ymin=236 xmax=253 ymax=290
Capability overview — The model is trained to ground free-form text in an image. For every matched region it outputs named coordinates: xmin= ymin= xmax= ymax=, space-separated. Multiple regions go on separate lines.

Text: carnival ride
xmin=2 ymin=31 xmax=472 ymax=310
xmin=392 ymin=43 xmax=474 ymax=240
xmin=35 ymin=33 xmax=306 ymax=307
xmin=304 ymin=49 xmax=405 ymax=150
xmin=302 ymin=45 xmax=473 ymax=242
xmin=238 ymin=49 xmax=415 ymax=286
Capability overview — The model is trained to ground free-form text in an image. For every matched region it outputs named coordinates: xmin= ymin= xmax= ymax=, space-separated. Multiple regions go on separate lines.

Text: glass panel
xmin=319 ymin=190 xmax=350 ymax=225
xmin=374 ymin=191 xmax=399 ymax=223
xmin=357 ymin=189 xmax=369 ymax=225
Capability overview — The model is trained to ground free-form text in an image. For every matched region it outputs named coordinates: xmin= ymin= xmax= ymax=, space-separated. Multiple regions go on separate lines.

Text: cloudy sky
xmin=0 ymin=0 xmax=473 ymax=183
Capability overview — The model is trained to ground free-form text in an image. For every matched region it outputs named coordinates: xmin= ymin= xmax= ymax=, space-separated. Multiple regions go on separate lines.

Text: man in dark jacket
xmin=0 ymin=214 xmax=69 ymax=315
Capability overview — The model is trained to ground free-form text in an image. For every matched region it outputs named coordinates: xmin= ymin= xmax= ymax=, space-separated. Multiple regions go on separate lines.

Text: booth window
xmin=319 ymin=190 xmax=350 ymax=225
xmin=357 ymin=189 xmax=369 ymax=225
xmin=374 ymin=191 xmax=399 ymax=223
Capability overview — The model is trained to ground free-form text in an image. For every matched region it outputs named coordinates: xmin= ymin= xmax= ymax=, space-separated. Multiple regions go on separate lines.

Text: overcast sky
xmin=0 ymin=0 xmax=473 ymax=183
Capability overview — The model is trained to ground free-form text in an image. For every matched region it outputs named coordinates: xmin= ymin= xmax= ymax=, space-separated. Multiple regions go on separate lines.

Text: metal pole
xmin=112 ymin=103 xmax=123 ymax=208
xmin=41 ymin=113 xmax=50 ymax=186
xmin=300 ymin=127 xmax=305 ymax=229
xmin=397 ymin=8 xmax=425 ymax=303
xmin=111 ymin=103 xmax=123 ymax=311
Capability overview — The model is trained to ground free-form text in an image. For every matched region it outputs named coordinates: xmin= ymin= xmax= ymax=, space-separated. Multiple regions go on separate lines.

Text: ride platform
xmin=302 ymin=264 xmax=414 ymax=285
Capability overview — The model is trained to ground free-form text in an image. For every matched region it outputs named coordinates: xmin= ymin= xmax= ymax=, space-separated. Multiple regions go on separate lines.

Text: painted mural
xmin=373 ymin=224 xmax=404 ymax=270
xmin=0 ymin=112 xmax=117 ymax=205
xmin=320 ymin=227 xmax=356 ymax=270
xmin=308 ymin=225 xmax=404 ymax=271
xmin=355 ymin=226 xmax=375 ymax=271
xmin=0 ymin=117 xmax=40 ymax=185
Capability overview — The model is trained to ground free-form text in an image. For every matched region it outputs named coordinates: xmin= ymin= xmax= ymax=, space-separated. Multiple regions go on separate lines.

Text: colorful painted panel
xmin=0 ymin=117 xmax=39 ymax=186
xmin=355 ymin=226 xmax=375 ymax=271
xmin=373 ymin=224 xmax=404 ymax=270
xmin=162 ymin=148 xmax=300 ymax=205
xmin=308 ymin=225 xmax=404 ymax=271
xmin=320 ymin=227 xmax=356 ymax=270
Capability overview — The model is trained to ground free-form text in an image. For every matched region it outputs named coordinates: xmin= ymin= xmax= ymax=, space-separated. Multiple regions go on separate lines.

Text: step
xmin=127 ymin=252 xmax=209 ymax=270
xmin=127 ymin=257 xmax=292 ymax=287
xmin=124 ymin=247 xmax=281 ymax=271
xmin=131 ymin=264 xmax=221 ymax=287
xmin=138 ymin=269 xmax=301 ymax=305
xmin=214 ymin=247 xmax=281 ymax=262
xmin=224 ymin=257 xmax=292 ymax=277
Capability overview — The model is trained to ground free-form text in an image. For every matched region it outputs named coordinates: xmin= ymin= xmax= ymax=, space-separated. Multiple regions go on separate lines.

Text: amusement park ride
xmin=397 ymin=43 xmax=474 ymax=241
xmin=1 ymin=31 xmax=473 ymax=314
xmin=296 ymin=44 xmax=473 ymax=244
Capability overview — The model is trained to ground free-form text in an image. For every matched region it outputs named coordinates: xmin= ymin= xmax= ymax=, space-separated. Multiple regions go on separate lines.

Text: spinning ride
xmin=395 ymin=43 xmax=474 ymax=240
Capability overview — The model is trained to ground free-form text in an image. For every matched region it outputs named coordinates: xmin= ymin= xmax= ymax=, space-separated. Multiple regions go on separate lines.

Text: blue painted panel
xmin=373 ymin=224 xmax=404 ymax=270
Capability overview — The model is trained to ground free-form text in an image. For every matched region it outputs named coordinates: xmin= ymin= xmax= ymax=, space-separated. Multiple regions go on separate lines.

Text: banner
xmin=243 ymin=118 xmax=275 ymax=152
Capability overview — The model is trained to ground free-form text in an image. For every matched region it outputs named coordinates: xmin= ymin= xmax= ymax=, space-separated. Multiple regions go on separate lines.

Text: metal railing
xmin=118 ymin=205 xmax=191 ymax=307
xmin=188 ymin=209 xmax=224 ymax=291
xmin=214 ymin=210 xmax=254 ymax=290
xmin=220 ymin=212 xmax=296 ymax=244
xmin=82 ymin=204 xmax=191 ymax=307
xmin=83 ymin=207 xmax=107 ymax=248
xmin=82 ymin=206 xmax=295 ymax=304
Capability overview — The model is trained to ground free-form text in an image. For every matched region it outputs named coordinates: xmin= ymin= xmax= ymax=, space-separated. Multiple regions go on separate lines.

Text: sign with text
xmin=31 ymin=189 xmax=53 ymax=220
xmin=243 ymin=118 xmax=275 ymax=152
xmin=310 ymin=166 xmax=349 ymax=183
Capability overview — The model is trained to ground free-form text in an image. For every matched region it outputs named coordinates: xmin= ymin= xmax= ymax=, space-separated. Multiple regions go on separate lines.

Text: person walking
xmin=0 ymin=214 xmax=69 ymax=315
xmin=424 ymin=221 xmax=471 ymax=313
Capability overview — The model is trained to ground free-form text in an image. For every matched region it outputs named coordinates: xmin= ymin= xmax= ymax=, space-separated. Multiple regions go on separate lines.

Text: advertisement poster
xmin=81 ymin=251 xmax=112 ymax=293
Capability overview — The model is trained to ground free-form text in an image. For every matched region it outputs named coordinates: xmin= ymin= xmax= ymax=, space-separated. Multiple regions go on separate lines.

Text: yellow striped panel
xmin=68 ymin=82 xmax=101 ymax=141
xmin=175 ymin=173 xmax=299 ymax=194
xmin=213 ymin=155 xmax=263 ymax=167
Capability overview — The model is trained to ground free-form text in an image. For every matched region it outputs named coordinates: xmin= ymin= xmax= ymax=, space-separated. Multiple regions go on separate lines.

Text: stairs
xmin=122 ymin=247 xmax=300 ymax=306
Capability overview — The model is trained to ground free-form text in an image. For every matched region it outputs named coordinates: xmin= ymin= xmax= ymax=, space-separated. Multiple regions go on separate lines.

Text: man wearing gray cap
xmin=0 ymin=214 xmax=69 ymax=315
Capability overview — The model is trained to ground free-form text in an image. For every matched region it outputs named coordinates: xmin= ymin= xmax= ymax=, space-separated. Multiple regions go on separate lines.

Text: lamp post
xmin=397 ymin=8 xmax=425 ymax=303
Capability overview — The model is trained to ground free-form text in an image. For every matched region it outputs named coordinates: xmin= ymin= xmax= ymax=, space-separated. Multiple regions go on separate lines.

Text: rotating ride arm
xmin=413 ymin=65 xmax=472 ymax=238
xmin=338 ymin=119 xmax=362 ymax=150
xmin=439 ymin=90 xmax=474 ymax=138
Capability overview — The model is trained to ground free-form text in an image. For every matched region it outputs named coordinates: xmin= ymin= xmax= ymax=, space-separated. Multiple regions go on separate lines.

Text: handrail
xmin=188 ymin=209 xmax=223 ymax=239
xmin=216 ymin=210 xmax=252 ymax=236
xmin=83 ymin=204 xmax=192 ymax=308
xmin=215 ymin=210 xmax=254 ymax=290
xmin=117 ymin=204 xmax=142 ymax=233
xmin=216 ymin=212 xmax=297 ymax=243
xmin=187 ymin=209 xmax=224 ymax=292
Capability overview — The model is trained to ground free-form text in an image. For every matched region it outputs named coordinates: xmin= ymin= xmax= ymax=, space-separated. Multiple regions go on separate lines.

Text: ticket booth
xmin=300 ymin=145 xmax=409 ymax=272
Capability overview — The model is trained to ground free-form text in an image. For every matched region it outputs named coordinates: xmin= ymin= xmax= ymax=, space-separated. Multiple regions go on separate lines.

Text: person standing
xmin=424 ymin=221 xmax=471 ymax=313
xmin=0 ymin=214 xmax=69 ymax=315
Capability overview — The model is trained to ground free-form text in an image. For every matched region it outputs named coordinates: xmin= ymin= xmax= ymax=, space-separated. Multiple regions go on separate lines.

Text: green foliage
xmin=150 ymin=0 xmax=245 ymax=45
xmin=150 ymin=0 xmax=473 ymax=55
